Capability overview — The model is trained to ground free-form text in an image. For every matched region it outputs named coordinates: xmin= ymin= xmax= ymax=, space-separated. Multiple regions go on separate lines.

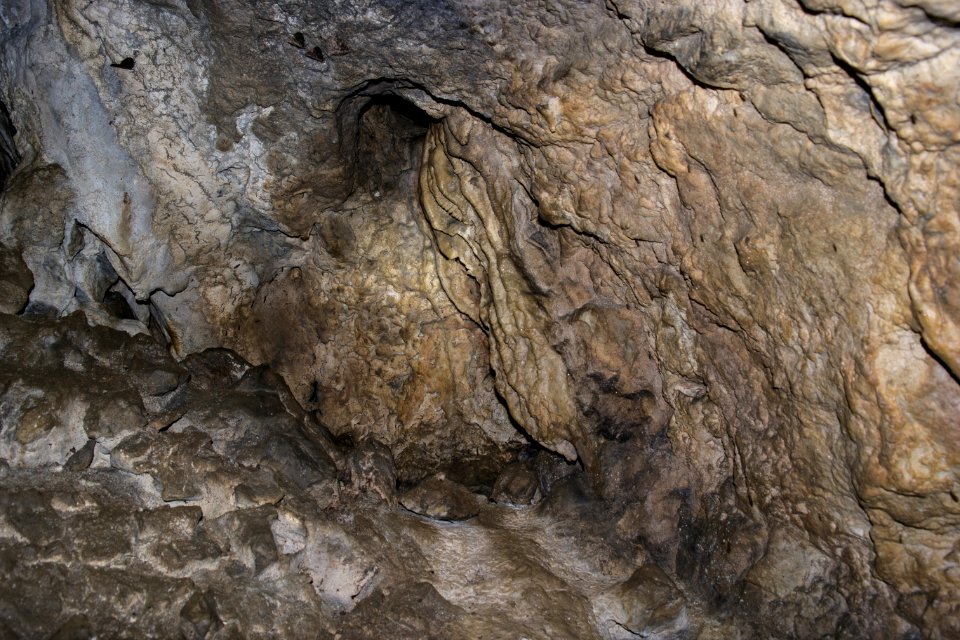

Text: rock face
xmin=1 ymin=0 xmax=958 ymax=638
xmin=0 ymin=312 xmax=698 ymax=639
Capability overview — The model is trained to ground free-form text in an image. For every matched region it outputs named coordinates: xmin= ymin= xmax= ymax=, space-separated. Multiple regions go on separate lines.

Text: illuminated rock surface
xmin=1 ymin=0 xmax=958 ymax=637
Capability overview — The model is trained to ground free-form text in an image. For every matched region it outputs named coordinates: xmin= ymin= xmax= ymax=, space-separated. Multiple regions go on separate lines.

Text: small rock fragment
xmin=400 ymin=474 xmax=485 ymax=521
xmin=270 ymin=510 xmax=307 ymax=555
xmin=15 ymin=403 xmax=58 ymax=445
xmin=64 ymin=439 xmax=96 ymax=471
xmin=234 ymin=471 xmax=284 ymax=507
xmin=83 ymin=394 xmax=147 ymax=439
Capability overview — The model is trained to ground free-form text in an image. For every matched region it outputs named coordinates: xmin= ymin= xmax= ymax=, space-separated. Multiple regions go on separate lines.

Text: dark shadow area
xmin=354 ymin=94 xmax=435 ymax=197
xmin=0 ymin=99 xmax=19 ymax=191
xmin=334 ymin=80 xmax=439 ymax=198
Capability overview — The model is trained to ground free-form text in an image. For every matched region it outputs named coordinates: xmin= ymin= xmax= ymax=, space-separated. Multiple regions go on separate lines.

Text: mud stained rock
xmin=2 ymin=0 xmax=960 ymax=637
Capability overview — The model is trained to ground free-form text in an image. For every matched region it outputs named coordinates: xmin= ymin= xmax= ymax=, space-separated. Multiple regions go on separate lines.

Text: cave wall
xmin=1 ymin=0 xmax=958 ymax=636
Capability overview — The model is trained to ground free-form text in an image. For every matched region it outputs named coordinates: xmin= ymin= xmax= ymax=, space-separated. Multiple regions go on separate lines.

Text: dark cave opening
xmin=334 ymin=81 xmax=441 ymax=202
xmin=354 ymin=93 xmax=435 ymax=197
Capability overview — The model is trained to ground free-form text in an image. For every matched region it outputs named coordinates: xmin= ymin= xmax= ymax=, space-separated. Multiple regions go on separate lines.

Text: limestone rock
xmin=596 ymin=564 xmax=691 ymax=640
xmin=491 ymin=461 xmax=541 ymax=506
xmin=400 ymin=474 xmax=486 ymax=521
xmin=346 ymin=438 xmax=398 ymax=505
xmin=2 ymin=0 xmax=959 ymax=637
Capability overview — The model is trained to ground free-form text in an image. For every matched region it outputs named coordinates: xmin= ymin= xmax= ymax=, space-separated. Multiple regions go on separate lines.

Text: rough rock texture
xmin=0 ymin=313 xmax=711 ymax=639
xmin=1 ymin=0 xmax=959 ymax=638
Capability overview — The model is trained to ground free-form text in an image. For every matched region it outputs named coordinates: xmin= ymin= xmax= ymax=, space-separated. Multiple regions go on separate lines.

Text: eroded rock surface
xmin=1 ymin=0 xmax=959 ymax=637
xmin=0 ymin=313 xmax=725 ymax=639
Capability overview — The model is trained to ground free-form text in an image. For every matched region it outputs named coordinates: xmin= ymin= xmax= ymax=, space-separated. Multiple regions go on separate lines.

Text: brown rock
xmin=2 ymin=0 xmax=959 ymax=636
xmin=400 ymin=475 xmax=485 ymax=521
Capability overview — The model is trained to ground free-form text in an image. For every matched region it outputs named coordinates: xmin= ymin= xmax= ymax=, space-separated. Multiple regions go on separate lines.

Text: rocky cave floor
xmin=0 ymin=308 xmax=718 ymax=640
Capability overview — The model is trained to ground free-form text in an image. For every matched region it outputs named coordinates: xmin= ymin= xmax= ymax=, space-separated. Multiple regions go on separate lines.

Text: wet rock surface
xmin=0 ymin=0 xmax=958 ymax=637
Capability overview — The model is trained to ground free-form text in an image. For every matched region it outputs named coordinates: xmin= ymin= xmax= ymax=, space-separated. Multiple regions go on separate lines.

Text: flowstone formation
xmin=1 ymin=0 xmax=958 ymax=638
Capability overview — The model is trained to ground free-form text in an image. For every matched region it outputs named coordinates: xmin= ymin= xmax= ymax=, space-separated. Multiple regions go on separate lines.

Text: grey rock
xmin=64 ymin=438 xmax=96 ymax=471
xmin=346 ymin=438 xmax=397 ymax=505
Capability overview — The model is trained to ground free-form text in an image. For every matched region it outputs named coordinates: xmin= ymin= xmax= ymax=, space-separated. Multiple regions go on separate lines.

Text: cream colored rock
xmin=1 ymin=0 xmax=959 ymax=636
